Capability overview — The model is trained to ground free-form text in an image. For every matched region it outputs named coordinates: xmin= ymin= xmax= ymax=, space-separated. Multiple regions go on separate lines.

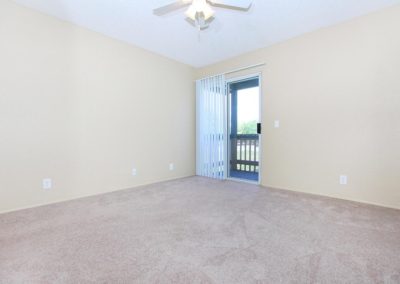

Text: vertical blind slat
xmin=196 ymin=75 xmax=226 ymax=179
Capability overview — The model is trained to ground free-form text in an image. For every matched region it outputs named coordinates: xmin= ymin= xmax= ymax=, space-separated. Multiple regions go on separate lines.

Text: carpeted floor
xmin=1 ymin=176 xmax=400 ymax=283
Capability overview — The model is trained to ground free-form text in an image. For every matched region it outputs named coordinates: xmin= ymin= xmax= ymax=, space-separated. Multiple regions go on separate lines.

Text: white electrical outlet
xmin=42 ymin=178 xmax=52 ymax=190
xmin=274 ymin=120 xmax=280 ymax=128
xmin=169 ymin=163 xmax=174 ymax=171
xmin=340 ymin=175 xmax=348 ymax=185
xmin=131 ymin=168 xmax=137 ymax=176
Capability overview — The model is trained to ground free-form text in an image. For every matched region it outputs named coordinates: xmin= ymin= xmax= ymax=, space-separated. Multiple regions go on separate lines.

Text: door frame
xmin=226 ymin=72 xmax=262 ymax=185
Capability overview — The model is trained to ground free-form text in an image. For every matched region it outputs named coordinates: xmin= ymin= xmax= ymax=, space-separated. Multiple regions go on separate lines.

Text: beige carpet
xmin=1 ymin=177 xmax=400 ymax=283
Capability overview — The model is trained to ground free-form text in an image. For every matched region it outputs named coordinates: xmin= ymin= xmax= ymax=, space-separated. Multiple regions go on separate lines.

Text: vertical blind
xmin=196 ymin=75 xmax=227 ymax=179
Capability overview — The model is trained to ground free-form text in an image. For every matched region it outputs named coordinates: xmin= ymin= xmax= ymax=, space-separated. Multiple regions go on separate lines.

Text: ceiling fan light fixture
xmin=185 ymin=5 xmax=197 ymax=20
xmin=202 ymin=4 xmax=215 ymax=20
xmin=185 ymin=0 xmax=214 ymax=21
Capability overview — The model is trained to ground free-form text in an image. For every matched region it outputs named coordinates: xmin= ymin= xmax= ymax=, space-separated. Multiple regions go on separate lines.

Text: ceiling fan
xmin=153 ymin=0 xmax=253 ymax=30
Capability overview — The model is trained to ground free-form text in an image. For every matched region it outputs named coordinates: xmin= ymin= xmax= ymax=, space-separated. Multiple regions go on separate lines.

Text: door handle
xmin=257 ymin=123 xmax=262 ymax=134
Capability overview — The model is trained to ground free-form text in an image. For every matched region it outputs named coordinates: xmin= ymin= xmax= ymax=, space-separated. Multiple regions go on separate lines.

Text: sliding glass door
xmin=227 ymin=76 xmax=261 ymax=183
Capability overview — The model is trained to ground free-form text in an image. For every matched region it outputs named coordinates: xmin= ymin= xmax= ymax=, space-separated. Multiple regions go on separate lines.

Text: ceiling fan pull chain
xmin=198 ymin=24 xmax=201 ymax=41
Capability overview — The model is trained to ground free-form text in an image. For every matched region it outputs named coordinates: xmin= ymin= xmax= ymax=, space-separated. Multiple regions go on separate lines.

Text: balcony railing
xmin=230 ymin=134 xmax=259 ymax=173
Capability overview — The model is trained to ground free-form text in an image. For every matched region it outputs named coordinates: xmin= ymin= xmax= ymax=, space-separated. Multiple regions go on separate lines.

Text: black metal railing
xmin=230 ymin=134 xmax=259 ymax=173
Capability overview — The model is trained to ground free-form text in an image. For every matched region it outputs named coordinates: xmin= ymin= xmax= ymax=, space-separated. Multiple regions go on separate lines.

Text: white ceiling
xmin=13 ymin=0 xmax=400 ymax=67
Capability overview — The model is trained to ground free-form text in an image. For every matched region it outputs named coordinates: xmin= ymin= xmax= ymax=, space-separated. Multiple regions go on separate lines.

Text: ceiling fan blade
xmin=153 ymin=0 xmax=192 ymax=16
xmin=208 ymin=0 xmax=252 ymax=10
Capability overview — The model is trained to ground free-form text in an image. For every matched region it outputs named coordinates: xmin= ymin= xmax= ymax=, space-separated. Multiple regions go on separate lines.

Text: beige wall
xmin=0 ymin=0 xmax=196 ymax=213
xmin=197 ymin=5 xmax=400 ymax=209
